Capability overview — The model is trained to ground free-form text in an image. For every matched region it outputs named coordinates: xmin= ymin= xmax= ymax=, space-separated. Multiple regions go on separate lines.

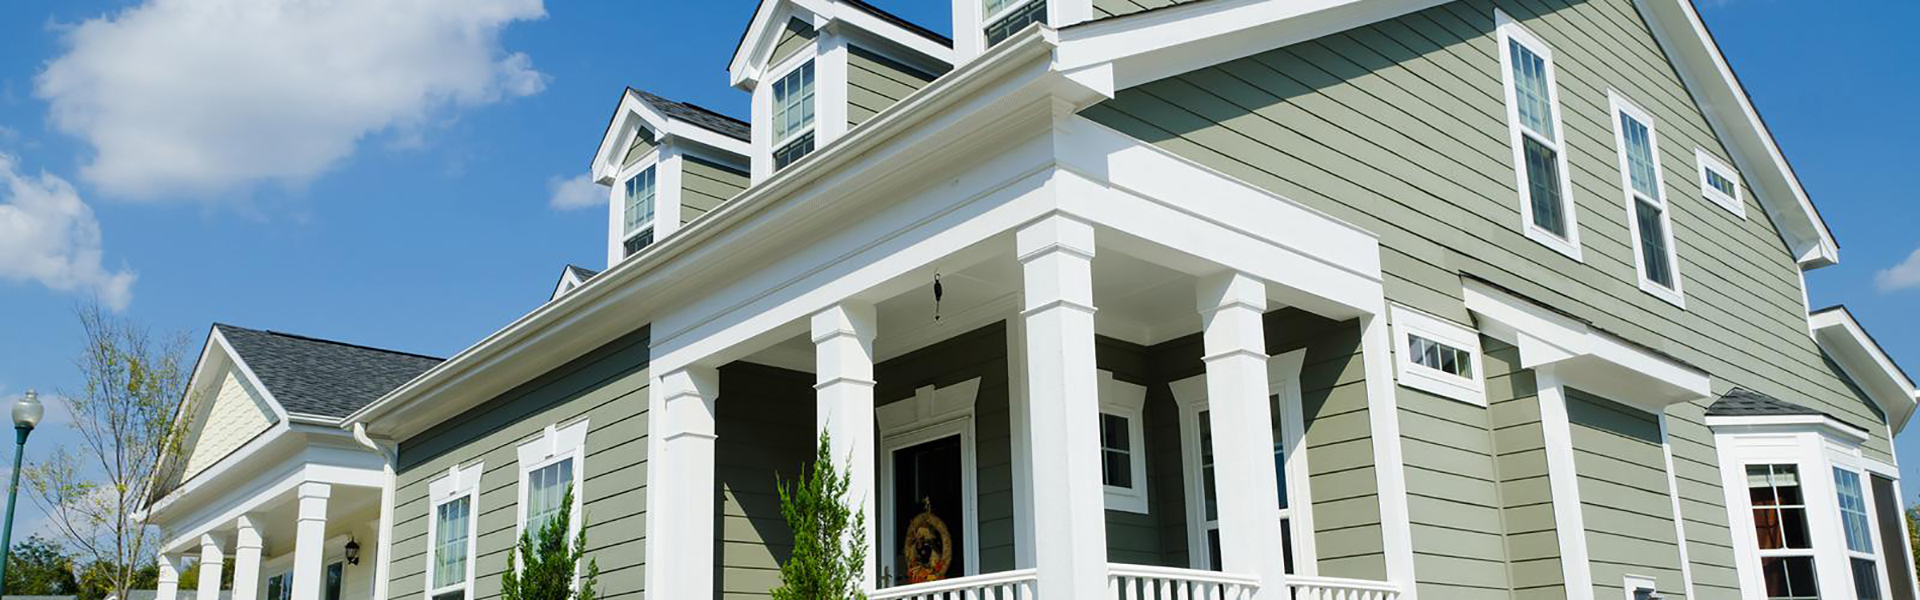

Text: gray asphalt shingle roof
xmin=631 ymin=89 xmax=751 ymax=142
xmin=215 ymin=324 xmax=443 ymax=419
xmin=1706 ymin=387 xmax=1826 ymax=417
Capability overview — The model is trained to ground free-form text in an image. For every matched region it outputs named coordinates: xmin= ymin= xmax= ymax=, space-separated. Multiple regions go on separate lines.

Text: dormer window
xmin=772 ymin=60 xmax=816 ymax=170
xmin=622 ymin=166 xmax=656 ymax=257
xmin=984 ymin=0 xmax=1046 ymax=47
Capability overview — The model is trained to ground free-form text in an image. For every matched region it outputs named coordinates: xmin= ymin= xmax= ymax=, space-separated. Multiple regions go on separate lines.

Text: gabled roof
xmin=728 ymin=0 xmax=954 ymax=89
xmin=552 ymin=264 xmax=601 ymax=301
xmin=1809 ymin=306 xmax=1918 ymax=433
xmin=590 ymin=88 xmax=754 ymax=185
xmin=1056 ymin=0 xmax=1840 ymax=269
xmin=214 ymin=324 xmax=443 ymax=419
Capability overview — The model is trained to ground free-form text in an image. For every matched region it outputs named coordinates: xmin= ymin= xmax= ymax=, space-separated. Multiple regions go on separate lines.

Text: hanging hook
xmin=933 ymin=273 xmax=944 ymax=321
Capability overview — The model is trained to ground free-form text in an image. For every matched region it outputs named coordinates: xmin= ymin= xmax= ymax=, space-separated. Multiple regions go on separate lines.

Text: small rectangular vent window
xmin=1408 ymin=335 xmax=1473 ymax=378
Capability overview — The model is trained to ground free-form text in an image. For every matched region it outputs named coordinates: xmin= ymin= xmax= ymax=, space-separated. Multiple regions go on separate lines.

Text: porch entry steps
xmin=1283 ymin=575 xmax=1403 ymax=600
xmin=1107 ymin=564 xmax=1258 ymax=600
xmin=871 ymin=568 xmax=1038 ymax=600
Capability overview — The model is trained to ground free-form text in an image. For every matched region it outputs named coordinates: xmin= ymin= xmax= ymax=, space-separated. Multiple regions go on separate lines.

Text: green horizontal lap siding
xmin=1095 ymin=336 xmax=1175 ymax=566
xmin=770 ymin=18 xmax=815 ymax=68
xmin=682 ymin=155 xmax=749 ymax=226
xmin=1396 ymin=338 xmax=1508 ymax=599
xmin=1083 ymin=0 xmax=1893 ymax=593
xmin=391 ymin=327 xmax=651 ymax=600
xmin=622 ymin=129 xmax=656 ymax=169
xmin=847 ymin=45 xmax=937 ymax=128
xmin=1566 ymin=389 xmax=1687 ymax=599
xmin=1485 ymin=339 xmax=1564 ymax=598
xmin=714 ymin=362 xmax=817 ymax=600
xmin=873 ymin=321 xmax=1019 ymax=575
xmin=1091 ymin=0 xmax=1201 ymax=19
xmin=1140 ymin=310 xmax=1385 ymax=579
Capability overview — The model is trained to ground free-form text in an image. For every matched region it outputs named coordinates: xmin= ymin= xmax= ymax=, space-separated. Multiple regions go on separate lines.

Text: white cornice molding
xmin=1809 ymin=307 xmax=1918 ymax=433
xmin=1463 ymin=278 xmax=1710 ymax=411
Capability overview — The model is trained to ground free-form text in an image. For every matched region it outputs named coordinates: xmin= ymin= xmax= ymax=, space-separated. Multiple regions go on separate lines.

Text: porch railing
xmin=871 ymin=568 xmax=1039 ymax=600
xmin=1107 ymin=563 xmax=1259 ymax=600
xmin=1285 ymin=575 xmax=1402 ymax=600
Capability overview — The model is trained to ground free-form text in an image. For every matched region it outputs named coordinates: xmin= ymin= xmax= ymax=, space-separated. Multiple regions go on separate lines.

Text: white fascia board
xmin=728 ymin=0 xmax=798 ymax=89
xmin=1633 ymin=0 xmax=1838 ymax=269
xmin=1809 ymin=308 xmax=1918 ymax=433
xmin=590 ymin=91 xmax=668 ymax=184
xmin=1703 ymin=413 xmax=1872 ymax=445
xmin=1056 ymin=0 xmax=1449 ymax=93
xmin=347 ymin=30 xmax=1071 ymax=439
xmin=1463 ymin=278 xmax=1710 ymax=408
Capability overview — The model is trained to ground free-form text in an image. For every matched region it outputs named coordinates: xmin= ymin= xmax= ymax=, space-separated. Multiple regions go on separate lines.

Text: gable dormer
xmin=590 ymin=89 xmax=752 ymax=267
xmin=730 ymin=0 xmax=953 ymax=183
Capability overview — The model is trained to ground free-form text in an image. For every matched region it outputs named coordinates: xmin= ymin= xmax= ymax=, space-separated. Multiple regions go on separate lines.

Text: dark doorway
xmin=890 ymin=434 xmax=966 ymax=586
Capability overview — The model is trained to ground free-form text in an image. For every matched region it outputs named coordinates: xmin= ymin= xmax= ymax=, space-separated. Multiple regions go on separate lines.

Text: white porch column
xmin=155 ymin=553 xmax=182 ymax=600
xmin=197 ymin=534 xmax=226 ymax=600
xmin=1016 ymin=215 xmax=1109 ymax=597
xmin=1198 ymin=272 xmax=1288 ymax=598
xmin=813 ymin=302 xmax=878 ymax=590
xmin=649 ymin=366 xmax=720 ymax=599
xmin=292 ymin=482 xmax=331 ymax=600
xmin=231 ymin=516 xmax=264 ymax=600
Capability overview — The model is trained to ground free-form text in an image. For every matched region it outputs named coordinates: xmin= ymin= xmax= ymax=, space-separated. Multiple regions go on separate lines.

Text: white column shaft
xmin=813 ymin=302 xmax=878 ymax=590
xmin=198 ymin=535 xmax=226 ymax=600
xmin=1016 ymin=215 xmax=1108 ymax=597
xmin=1198 ymin=272 xmax=1288 ymax=599
xmin=156 ymin=554 xmax=182 ymax=600
xmin=292 ymin=482 xmax=331 ymax=600
xmin=648 ymin=366 xmax=720 ymax=600
xmin=231 ymin=516 xmax=264 ymax=600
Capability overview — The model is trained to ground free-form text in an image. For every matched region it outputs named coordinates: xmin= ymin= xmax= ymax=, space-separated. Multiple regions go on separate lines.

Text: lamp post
xmin=0 ymin=389 xmax=45 ymax=595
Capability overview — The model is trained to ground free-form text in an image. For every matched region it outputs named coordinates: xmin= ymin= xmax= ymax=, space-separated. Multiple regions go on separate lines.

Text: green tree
xmin=76 ymin=560 xmax=155 ymax=600
xmin=174 ymin=558 xmax=233 ymax=592
xmin=26 ymin=302 xmax=193 ymax=600
xmin=501 ymin=486 xmax=598 ymax=600
xmin=772 ymin=432 xmax=868 ymax=600
xmin=5 ymin=536 xmax=80 ymax=595
xmin=1908 ymin=501 xmax=1919 ymax=580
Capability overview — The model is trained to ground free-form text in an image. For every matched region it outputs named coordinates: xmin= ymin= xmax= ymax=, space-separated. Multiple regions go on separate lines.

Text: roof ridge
xmin=215 ymin=323 xmax=444 ymax=362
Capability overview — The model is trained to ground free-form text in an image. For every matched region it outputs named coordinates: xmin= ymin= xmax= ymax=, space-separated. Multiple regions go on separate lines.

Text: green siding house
xmin=150 ymin=2 xmax=1920 ymax=600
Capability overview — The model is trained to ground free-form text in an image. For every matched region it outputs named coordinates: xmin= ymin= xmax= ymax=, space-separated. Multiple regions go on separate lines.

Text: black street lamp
xmin=0 ymin=389 xmax=45 ymax=595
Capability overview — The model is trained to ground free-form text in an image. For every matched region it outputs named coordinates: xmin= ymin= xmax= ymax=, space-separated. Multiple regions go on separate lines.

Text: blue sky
xmin=0 ymin=0 xmax=1914 ymax=545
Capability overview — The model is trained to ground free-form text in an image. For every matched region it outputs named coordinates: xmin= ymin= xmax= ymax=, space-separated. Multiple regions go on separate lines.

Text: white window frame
xmin=1496 ymin=9 xmax=1583 ymax=262
xmin=620 ymin=165 xmax=657 ymax=242
xmin=1711 ymin=414 xmax=1897 ymax=600
xmin=424 ymin=462 xmax=483 ymax=600
xmin=1389 ymin=304 xmax=1486 ymax=407
xmin=1609 ymin=92 xmax=1686 ymax=308
xmin=875 ymin=378 xmax=983 ymax=585
xmin=1695 ymin=148 xmax=1746 ymax=218
xmin=768 ymin=52 xmax=818 ymax=165
xmin=1169 ymin=350 xmax=1316 ymax=575
xmin=1097 ymin=370 xmax=1150 ymax=514
xmin=1622 ymin=575 xmax=1659 ymax=600
xmin=981 ymin=0 xmax=1037 ymax=28
xmin=515 ymin=419 xmax=591 ymax=543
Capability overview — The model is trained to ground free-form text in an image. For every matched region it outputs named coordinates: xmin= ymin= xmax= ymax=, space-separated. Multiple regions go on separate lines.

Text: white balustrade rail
xmin=871 ymin=568 xmax=1039 ymax=600
xmin=1285 ymin=575 xmax=1402 ymax=600
xmin=1107 ymin=563 xmax=1260 ymax=600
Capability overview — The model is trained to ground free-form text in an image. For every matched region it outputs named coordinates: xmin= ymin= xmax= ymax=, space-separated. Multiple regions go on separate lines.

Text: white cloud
xmin=1875 ymin=248 xmax=1920 ymax=293
xmin=547 ymin=172 xmax=606 ymax=211
xmin=0 ymin=154 xmax=135 ymax=310
xmin=35 ymin=0 xmax=548 ymax=200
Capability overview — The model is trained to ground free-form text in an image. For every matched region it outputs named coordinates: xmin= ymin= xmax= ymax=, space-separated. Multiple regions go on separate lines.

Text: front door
xmin=889 ymin=434 xmax=966 ymax=586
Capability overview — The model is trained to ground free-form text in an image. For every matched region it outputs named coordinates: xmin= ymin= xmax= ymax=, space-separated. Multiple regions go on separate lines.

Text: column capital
xmin=234 ymin=515 xmax=263 ymax=550
xmin=810 ymin=301 xmax=877 ymax=344
xmin=1015 ymin=213 xmax=1096 ymax=263
xmin=200 ymin=532 xmax=228 ymax=550
xmin=659 ymin=366 xmax=720 ymax=442
xmin=1196 ymin=271 xmax=1269 ymax=316
xmin=297 ymin=482 xmax=331 ymax=522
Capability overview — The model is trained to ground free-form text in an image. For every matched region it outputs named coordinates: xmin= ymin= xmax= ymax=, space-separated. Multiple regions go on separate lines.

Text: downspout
xmin=352 ymin=423 xmax=398 ymax=600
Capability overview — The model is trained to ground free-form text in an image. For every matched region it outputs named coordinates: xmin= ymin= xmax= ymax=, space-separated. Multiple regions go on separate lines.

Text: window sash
xmin=1099 ymin=413 xmax=1133 ymax=489
xmin=772 ymin=61 xmax=815 ymax=144
xmin=526 ymin=458 xmax=576 ymax=535
xmin=623 ymin=166 xmax=656 ymax=236
xmin=1635 ymin=199 xmax=1674 ymax=289
xmin=1498 ymin=22 xmax=1576 ymax=250
xmin=1509 ymin=41 xmax=1556 ymax=143
xmin=432 ymin=497 xmax=472 ymax=591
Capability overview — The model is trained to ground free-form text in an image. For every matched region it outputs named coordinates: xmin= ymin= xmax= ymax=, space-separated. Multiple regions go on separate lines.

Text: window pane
xmin=773 ymin=62 xmax=815 ymax=140
xmin=1523 ymin=136 xmax=1566 ymax=236
xmin=1762 ymin=556 xmax=1820 ymax=600
xmin=1852 ymin=557 xmax=1882 ymax=600
xmin=1408 ymin=334 xmax=1474 ymax=378
xmin=774 ymin=131 xmax=815 ymax=170
xmin=1706 ymin=168 xmax=1737 ymax=197
xmin=1199 ymin=411 xmax=1216 ymax=522
xmin=624 ymin=167 xmax=656 ymax=235
xmin=527 ymin=458 xmax=574 ymax=535
xmin=985 ymin=0 xmax=1047 ymax=47
xmin=1101 ymin=414 xmax=1130 ymax=452
xmin=1206 ymin=528 xmax=1223 ymax=572
xmin=1280 ymin=518 xmax=1295 ymax=575
xmin=1636 ymin=199 xmax=1673 ymax=288
xmin=1104 ymin=449 xmax=1132 ymax=488
xmin=1621 ymin=113 xmax=1658 ymax=199
xmin=325 ymin=562 xmax=344 ymax=600
xmin=1509 ymin=41 xmax=1554 ymax=141
xmin=1834 ymin=468 xmax=1875 ymax=553
xmin=433 ymin=497 xmax=470 ymax=589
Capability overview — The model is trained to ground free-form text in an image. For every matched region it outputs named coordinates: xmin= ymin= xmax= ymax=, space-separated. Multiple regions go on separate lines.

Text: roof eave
xmin=1809 ymin=307 xmax=1918 ymax=434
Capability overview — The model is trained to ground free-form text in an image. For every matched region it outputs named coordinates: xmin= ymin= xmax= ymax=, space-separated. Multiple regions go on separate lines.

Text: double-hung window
xmin=526 ymin=457 xmax=576 ymax=534
xmin=267 ymin=572 xmax=292 ymax=600
xmin=426 ymin=463 xmax=481 ymax=600
xmin=621 ymin=166 xmax=657 ymax=258
xmin=1098 ymin=372 xmax=1149 ymax=514
xmin=771 ymin=60 xmax=816 ymax=170
xmin=1496 ymin=10 xmax=1581 ymax=260
xmin=1834 ymin=468 xmax=1884 ymax=600
xmin=983 ymin=0 xmax=1046 ymax=48
xmin=1748 ymin=464 xmax=1819 ymax=600
xmin=517 ymin=420 xmax=590 ymax=546
xmin=1610 ymin=93 xmax=1684 ymax=306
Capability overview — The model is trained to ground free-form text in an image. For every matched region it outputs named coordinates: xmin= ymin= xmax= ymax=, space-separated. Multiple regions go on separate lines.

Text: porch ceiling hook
xmin=933 ymin=273 xmax=944 ymax=322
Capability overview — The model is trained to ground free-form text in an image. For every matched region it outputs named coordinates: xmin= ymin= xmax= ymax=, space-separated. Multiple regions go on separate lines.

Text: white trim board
xmin=876 ymin=377 xmax=983 ymax=583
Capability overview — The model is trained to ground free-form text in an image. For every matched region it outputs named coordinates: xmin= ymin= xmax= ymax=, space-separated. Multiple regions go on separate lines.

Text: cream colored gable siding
xmin=1083 ymin=0 xmax=1888 ymax=597
xmin=181 ymin=366 xmax=277 ymax=480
